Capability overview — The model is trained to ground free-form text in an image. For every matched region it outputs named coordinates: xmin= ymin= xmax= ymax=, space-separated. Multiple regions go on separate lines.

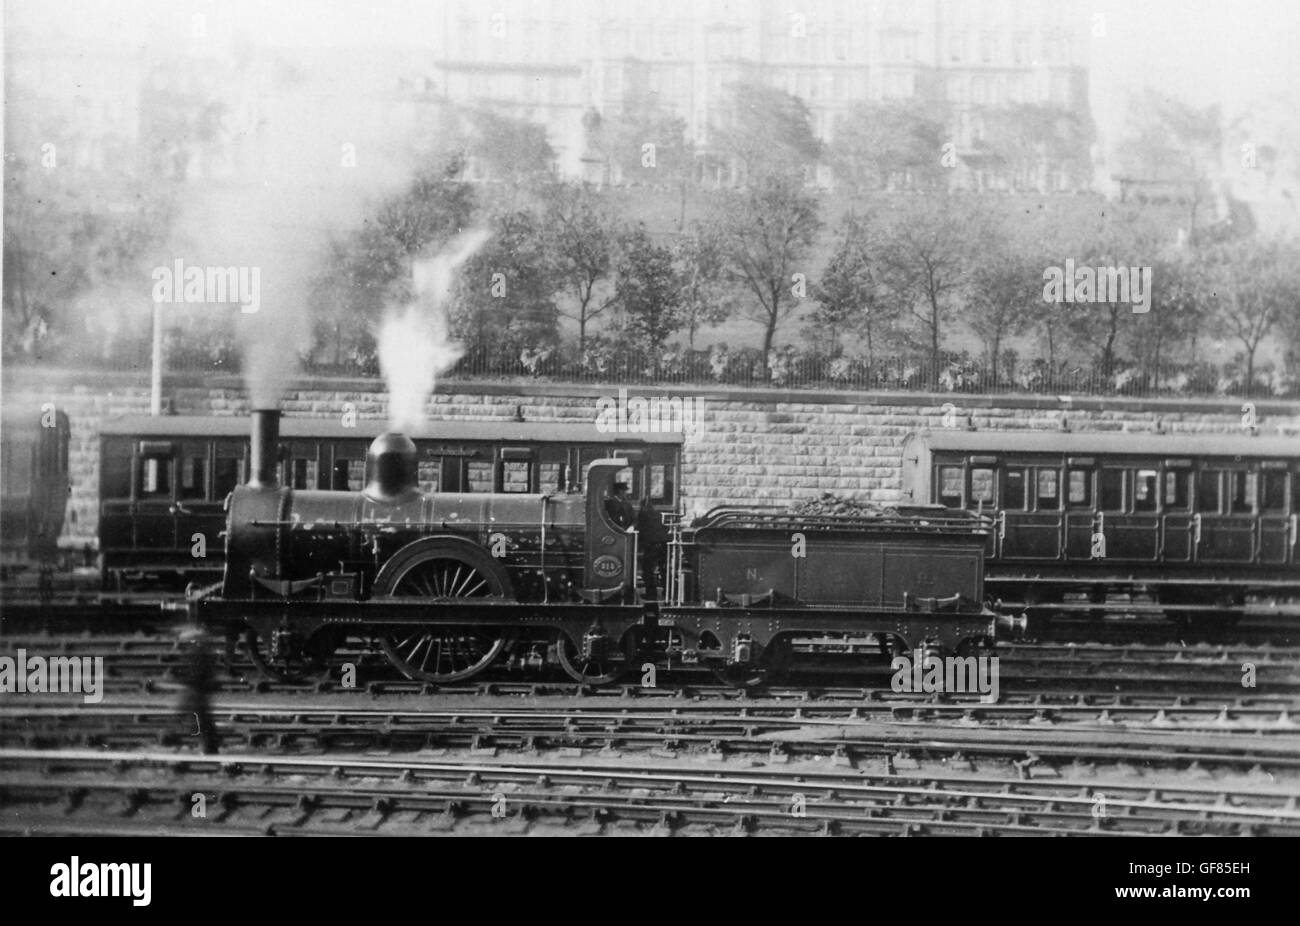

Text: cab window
xmin=937 ymin=465 xmax=964 ymax=507
xmin=1197 ymin=471 xmax=1221 ymax=513
xmin=1163 ymin=470 xmax=1190 ymax=511
xmin=1003 ymin=468 xmax=1027 ymax=510
xmin=1133 ymin=469 xmax=1157 ymax=513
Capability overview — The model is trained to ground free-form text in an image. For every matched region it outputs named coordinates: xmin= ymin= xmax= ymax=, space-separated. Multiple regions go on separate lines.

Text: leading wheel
xmin=378 ymin=543 xmax=514 ymax=684
xmin=241 ymin=628 xmax=336 ymax=684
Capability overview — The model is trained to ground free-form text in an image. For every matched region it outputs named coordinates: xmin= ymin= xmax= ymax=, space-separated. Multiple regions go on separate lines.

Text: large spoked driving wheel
xmin=378 ymin=544 xmax=514 ymax=684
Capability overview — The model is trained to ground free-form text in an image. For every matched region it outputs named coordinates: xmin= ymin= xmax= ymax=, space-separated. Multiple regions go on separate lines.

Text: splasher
xmin=378 ymin=229 xmax=490 ymax=434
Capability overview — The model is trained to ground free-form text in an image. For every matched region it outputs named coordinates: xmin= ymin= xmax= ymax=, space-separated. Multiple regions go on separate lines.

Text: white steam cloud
xmin=379 ymin=229 xmax=490 ymax=434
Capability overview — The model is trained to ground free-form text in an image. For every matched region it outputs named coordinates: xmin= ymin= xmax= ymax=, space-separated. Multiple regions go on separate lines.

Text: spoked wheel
xmin=241 ymin=628 xmax=337 ymax=684
xmin=555 ymin=629 xmax=634 ymax=686
xmin=377 ymin=545 xmax=514 ymax=684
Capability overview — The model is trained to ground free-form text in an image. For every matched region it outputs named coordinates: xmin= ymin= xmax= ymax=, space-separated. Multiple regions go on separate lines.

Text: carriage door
xmin=176 ymin=440 xmax=218 ymax=566
xmin=967 ymin=457 xmax=998 ymax=558
xmin=1160 ymin=461 xmax=1194 ymax=562
xmin=1108 ymin=465 xmax=1160 ymax=561
xmin=999 ymin=461 xmax=1062 ymax=561
xmin=1195 ymin=467 xmax=1255 ymax=563
xmin=133 ymin=441 xmax=178 ymax=552
xmin=1258 ymin=465 xmax=1291 ymax=564
xmin=1063 ymin=460 xmax=1096 ymax=559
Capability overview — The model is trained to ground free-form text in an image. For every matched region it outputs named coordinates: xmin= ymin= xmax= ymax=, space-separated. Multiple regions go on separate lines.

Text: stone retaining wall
xmin=6 ymin=369 xmax=1297 ymax=548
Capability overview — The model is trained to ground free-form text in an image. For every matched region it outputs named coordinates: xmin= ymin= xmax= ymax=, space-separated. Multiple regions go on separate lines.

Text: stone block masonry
xmin=5 ymin=369 xmax=1298 ymax=549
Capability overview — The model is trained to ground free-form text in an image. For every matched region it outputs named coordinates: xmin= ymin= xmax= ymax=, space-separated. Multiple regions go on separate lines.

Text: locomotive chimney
xmin=365 ymin=432 xmax=419 ymax=502
xmin=248 ymin=409 xmax=281 ymax=488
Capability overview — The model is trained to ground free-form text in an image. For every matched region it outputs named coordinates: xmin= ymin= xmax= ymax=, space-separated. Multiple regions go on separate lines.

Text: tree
xmin=965 ymin=250 xmax=1038 ymax=384
xmin=614 ymin=224 xmax=682 ymax=367
xmin=584 ymin=92 xmax=693 ymax=190
xmin=673 ymin=224 xmax=733 ymax=351
xmin=311 ymin=156 xmax=478 ymax=367
xmin=1114 ymin=91 xmax=1224 ymax=242
xmin=869 ymin=196 xmax=985 ymax=372
xmin=708 ymin=82 xmax=823 ymax=184
xmin=1203 ymin=237 xmax=1300 ymax=392
xmin=538 ymin=181 xmax=617 ymax=354
xmin=465 ymin=108 xmax=556 ymax=183
xmin=451 ymin=208 xmax=560 ymax=360
xmin=975 ymin=104 xmax=1095 ymax=192
xmin=715 ymin=172 xmax=822 ymax=368
xmin=809 ymin=214 xmax=900 ymax=361
xmin=1124 ymin=255 xmax=1210 ymax=383
xmin=829 ymin=101 xmax=949 ymax=193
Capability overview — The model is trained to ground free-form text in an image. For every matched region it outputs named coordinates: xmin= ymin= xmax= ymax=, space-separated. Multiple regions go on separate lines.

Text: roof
xmin=98 ymin=415 xmax=684 ymax=445
xmin=909 ymin=429 xmax=1300 ymax=460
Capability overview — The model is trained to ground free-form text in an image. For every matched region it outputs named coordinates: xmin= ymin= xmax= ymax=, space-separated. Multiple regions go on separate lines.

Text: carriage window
xmin=418 ymin=460 xmax=440 ymax=493
xmin=615 ymin=466 xmax=637 ymax=497
xmin=1003 ymin=468 xmax=1027 ymax=510
xmin=1099 ymin=469 xmax=1125 ymax=512
xmin=1065 ymin=468 xmax=1091 ymax=508
xmin=440 ymin=458 xmax=465 ymax=493
xmin=332 ymin=459 xmax=364 ymax=491
xmin=500 ymin=460 xmax=531 ymax=493
xmin=539 ymin=462 xmax=565 ymax=493
xmin=970 ymin=467 xmax=996 ymax=507
xmin=1197 ymin=471 xmax=1221 ymax=513
xmin=650 ymin=463 xmax=674 ymax=503
xmin=1163 ymin=471 xmax=1190 ymax=511
xmin=289 ymin=459 xmax=317 ymax=491
xmin=100 ymin=440 xmax=131 ymax=499
xmin=139 ymin=456 xmax=172 ymax=498
xmin=1133 ymin=469 xmax=1157 ymax=512
xmin=1229 ymin=471 xmax=1256 ymax=514
xmin=467 ymin=460 xmax=493 ymax=492
xmin=938 ymin=466 xmax=964 ymax=507
xmin=1038 ymin=468 xmax=1061 ymax=509
xmin=1261 ymin=471 xmax=1287 ymax=513
xmin=180 ymin=455 xmax=207 ymax=500
xmin=214 ymin=458 xmax=242 ymax=498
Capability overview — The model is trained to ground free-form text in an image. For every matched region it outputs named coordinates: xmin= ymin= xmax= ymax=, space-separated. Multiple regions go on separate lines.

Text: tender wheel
xmin=555 ymin=629 xmax=634 ymax=686
xmin=377 ymin=543 xmax=514 ymax=684
xmin=710 ymin=638 xmax=789 ymax=689
xmin=241 ymin=628 xmax=336 ymax=683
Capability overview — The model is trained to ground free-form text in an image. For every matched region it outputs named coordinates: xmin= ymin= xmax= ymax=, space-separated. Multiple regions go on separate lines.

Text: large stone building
xmin=423 ymin=0 xmax=1094 ymax=190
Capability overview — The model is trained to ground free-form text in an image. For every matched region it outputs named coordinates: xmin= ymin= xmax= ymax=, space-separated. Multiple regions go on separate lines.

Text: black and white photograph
xmin=1 ymin=0 xmax=1296 ymax=896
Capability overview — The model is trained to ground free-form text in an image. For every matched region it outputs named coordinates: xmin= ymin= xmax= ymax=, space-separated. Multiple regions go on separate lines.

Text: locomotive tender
xmin=193 ymin=410 xmax=1020 ymax=686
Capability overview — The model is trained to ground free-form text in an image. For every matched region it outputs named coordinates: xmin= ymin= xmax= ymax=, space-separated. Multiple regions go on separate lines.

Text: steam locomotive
xmin=192 ymin=410 xmax=1023 ymax=686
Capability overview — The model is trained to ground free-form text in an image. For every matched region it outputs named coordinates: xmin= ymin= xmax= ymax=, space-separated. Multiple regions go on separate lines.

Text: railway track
xmin=5 ymin=696 xmax=1300 ymax=774
xmin=2 ymin=748 xmax=1296 ymax=836
xmin=2 ymin=634 xmax=1297 ymax=698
